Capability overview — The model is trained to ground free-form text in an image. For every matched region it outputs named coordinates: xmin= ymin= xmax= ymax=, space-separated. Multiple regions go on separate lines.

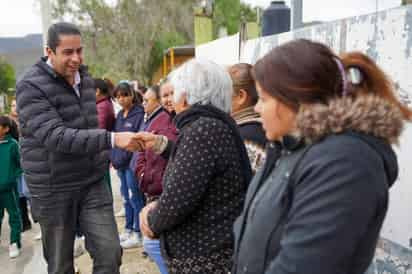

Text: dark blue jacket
xmin=110 ymin=105 xmax=144 ymax=170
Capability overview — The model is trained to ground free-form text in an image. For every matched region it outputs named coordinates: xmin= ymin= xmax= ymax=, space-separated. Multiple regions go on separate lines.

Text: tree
xmin=51 ymin=0 xmax=196 ymax=84
xmin=0 ymin=58 xmax=16 ymax=95
xmin=240 ymin=3 xmax=258 ymax=23
xmin=213 ymin=0 xmax=241 ymax=36
xmin=210 ymin=1 xmax=258 ymax=38
xmin=147 ymin=31 xmax=187 ymax=81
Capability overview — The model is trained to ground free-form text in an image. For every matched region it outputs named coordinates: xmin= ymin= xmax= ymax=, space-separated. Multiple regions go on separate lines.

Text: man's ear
xmin=46 ymin=47 xmax=53 ymax=57
xmin=46 ymin=47 xmax=56 ymax=59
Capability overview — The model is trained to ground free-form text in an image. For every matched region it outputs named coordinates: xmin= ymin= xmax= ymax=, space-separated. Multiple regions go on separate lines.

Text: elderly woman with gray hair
xmin=138 ymin=59 xmax=252 ymax=274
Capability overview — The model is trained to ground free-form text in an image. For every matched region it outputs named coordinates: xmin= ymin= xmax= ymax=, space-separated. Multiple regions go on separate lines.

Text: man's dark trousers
xmin=31 ymin=180 xmax=122 ymax=274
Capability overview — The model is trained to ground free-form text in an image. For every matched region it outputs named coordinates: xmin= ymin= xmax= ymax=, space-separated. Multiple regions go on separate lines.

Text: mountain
xmin=0 ymin=34 xmax=43 ymax=78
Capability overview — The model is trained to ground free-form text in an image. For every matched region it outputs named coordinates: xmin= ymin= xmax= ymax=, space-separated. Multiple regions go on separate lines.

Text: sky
xmin=0 ymin=0 xmax=404 ymax=37
xmin=242 ymin=0 xmax=402 ymax=22
xmin=0 ymin=0 xmax=42 ymax=37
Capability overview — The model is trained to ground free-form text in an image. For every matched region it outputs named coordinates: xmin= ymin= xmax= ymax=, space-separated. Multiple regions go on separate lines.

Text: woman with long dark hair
xmin=110 ymin=82 xmax=145 ymax=248
xmin=232 ymin=39 xmax=412 ymax=274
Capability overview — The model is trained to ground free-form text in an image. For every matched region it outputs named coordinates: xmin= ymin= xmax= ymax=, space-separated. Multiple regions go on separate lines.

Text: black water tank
xmin=261 ymin=1 xmax=291 ymax=36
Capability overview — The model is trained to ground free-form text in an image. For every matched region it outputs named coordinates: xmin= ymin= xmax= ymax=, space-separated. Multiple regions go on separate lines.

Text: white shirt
xmin=46 ymin=59 xmax=81 ymax=97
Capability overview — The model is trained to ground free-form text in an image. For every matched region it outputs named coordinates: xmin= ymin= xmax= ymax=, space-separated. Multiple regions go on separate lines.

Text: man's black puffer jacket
xmin=16 ymin=57 xmax=111 ymax=195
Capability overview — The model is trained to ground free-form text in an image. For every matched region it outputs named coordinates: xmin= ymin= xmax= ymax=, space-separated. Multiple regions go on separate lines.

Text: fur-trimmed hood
xmin=296 ymin=95 xmax=405 ymax=145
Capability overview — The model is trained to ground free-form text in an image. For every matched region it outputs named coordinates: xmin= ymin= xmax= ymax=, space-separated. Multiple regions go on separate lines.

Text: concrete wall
xmin=197 ymin=33 xmax=240 ymax=65
xmin=197 ymin=5 xmax=412 ymax=273
xmin=0 ymin=94 xmax=7 ymax=113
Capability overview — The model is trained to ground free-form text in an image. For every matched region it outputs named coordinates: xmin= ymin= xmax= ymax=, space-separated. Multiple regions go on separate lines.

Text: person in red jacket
xmin=95 ymin=78 xmax=116 ymax=195
xmin=95 ymin=78 xmax=115 ymax=131
xmin=136 ymin=83 xmax=177 ymax=274
xmin=136 ymin=103 xmax=177 ymax=199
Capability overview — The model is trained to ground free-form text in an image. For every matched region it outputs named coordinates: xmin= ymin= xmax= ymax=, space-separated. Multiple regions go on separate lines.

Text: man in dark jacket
xmin=16 ymin=22 xmax=139 ymax=274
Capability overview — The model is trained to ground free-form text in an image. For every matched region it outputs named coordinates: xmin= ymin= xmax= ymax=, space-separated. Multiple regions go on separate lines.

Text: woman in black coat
xmin=139 ymin=59 xmax=252 ymax=274
xmin=232 ymin=39 xmax=412 ymax=274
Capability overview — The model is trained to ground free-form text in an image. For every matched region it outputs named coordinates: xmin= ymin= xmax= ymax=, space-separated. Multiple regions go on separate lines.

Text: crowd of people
xmin=0 ymin=21 xmax=411 ymax=274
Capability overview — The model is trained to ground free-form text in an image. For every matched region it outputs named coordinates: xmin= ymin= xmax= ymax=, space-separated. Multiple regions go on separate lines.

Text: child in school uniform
xmin=0 ymin=115 xmax=22 ymax=258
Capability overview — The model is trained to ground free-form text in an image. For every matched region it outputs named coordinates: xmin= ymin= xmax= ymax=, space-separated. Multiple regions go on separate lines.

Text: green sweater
xmin=0 ymin=134 xmax=22 ymax=192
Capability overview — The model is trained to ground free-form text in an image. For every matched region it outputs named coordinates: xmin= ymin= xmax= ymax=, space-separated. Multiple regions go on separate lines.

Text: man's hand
xmin=133 ymin=132 xmax=158 ymax=150
xmin=139 ymin=201 xmax=158 ymax=239
xmin=114 ymin=132 xmax=144 ymax=151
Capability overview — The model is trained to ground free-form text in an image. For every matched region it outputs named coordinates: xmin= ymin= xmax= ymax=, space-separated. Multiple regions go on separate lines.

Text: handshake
xmin=113 ymin=132 xmax=161 ymax=152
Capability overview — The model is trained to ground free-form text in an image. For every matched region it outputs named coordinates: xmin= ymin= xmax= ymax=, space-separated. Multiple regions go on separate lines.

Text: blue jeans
xmin=117 ymin=168 xmax=144 ymax=232
xmin=143 ymin=237 xmax=169 ymax=274
xmin=17 ymin=175 xmax=31 ymax=198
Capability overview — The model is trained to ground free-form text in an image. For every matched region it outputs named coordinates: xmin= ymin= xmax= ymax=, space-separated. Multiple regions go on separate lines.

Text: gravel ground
xmin=0 ymin=168 xmax=160 ymax=274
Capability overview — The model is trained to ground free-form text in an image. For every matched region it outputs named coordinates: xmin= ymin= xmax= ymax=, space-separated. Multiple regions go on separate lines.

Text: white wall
xmin=196 ymin=33 xmax=240 ymax=65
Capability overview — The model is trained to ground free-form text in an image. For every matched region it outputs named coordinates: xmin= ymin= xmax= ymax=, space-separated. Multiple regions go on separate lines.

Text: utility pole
xmin=40 ymin=0 xmax=52 ymax=54
xmin=291 ymin=0 xmax=303 ymax=29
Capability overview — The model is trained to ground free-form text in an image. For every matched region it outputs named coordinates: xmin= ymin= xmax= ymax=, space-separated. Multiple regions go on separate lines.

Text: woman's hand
xmin=139 ymin=201 xmax=158 ymax=239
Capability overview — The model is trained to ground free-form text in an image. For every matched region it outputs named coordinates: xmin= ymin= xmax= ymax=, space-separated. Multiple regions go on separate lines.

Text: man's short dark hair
xmin=47 ymin=22 xmax=81 ymax=52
